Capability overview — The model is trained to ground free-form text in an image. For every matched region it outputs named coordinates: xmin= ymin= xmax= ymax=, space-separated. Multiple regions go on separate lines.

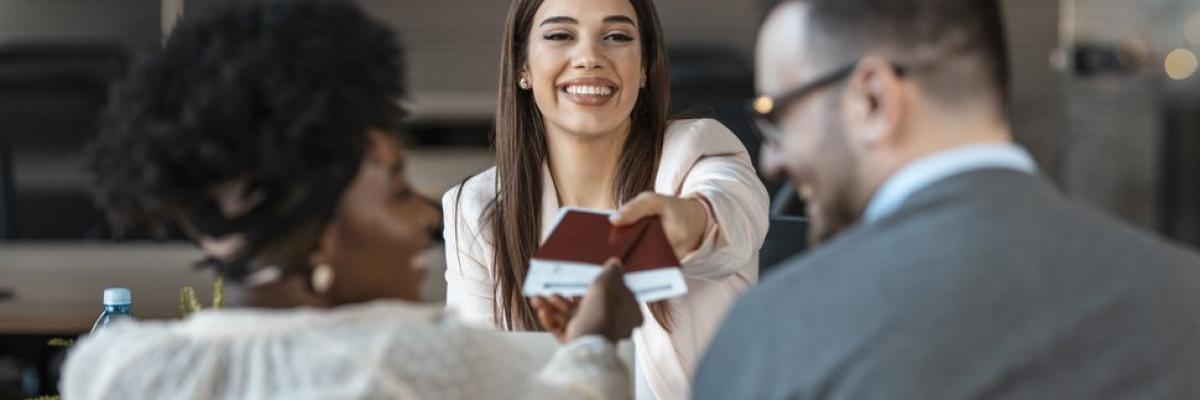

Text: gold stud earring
xmin=519 ymin=78 xmax=531 ymax=90
xmin=311 ymin=263 xmax=335 ymax=294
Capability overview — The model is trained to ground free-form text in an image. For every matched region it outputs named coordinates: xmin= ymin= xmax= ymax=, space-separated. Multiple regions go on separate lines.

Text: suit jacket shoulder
xmin=696 ymin=169 xmax=1200 ymax=400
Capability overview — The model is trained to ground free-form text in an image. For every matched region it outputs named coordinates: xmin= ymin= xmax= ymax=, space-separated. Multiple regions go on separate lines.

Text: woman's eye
xmin=544 ymin=32 xmax=573 ymax=41
xmin=605 ymin=33 xmax=634 ymax=43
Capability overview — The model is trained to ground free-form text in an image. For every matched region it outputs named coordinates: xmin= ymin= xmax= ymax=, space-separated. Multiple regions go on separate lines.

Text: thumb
xmin=599 ymin=257 xmax=625 ymax=279
xmin=592 ymin=258 xmax=625 ymax=291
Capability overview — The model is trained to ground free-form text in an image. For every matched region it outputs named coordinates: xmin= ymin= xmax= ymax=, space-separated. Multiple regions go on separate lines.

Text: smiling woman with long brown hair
xmin=442 ymin=0 xmax=770 ymax=398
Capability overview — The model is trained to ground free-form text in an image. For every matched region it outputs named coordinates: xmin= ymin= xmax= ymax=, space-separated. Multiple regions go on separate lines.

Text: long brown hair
xmin=483 ymin=0 xmax=672 ymax=331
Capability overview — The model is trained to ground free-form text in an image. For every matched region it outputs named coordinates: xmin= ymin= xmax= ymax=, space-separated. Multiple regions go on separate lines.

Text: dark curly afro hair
xmin=87 ymin=0 xmax=406 ymax=241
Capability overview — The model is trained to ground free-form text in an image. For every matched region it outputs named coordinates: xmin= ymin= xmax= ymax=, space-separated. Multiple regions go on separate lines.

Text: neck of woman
xmin=544 ymin=120 xmax=631 ymax=209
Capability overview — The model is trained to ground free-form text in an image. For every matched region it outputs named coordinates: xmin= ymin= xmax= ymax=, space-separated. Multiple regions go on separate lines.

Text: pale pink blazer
xmin=442 ymin=119 xmax=770 ymax=400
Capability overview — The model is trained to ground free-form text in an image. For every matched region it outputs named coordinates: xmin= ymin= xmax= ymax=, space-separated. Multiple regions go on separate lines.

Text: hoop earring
xmin=519 ymin=78 xmax=531 ymax=90
xmin=311 ymin=263 xmax=335 ymax=294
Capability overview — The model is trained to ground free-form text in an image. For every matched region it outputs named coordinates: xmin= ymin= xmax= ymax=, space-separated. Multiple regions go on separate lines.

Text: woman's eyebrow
xmin=538 ymin=15 xmax=636 ymax=27
xmin=539 ymin=16 xmax=577 ymax=26
xmin=603 ymin=15 xmax=636 ymax=26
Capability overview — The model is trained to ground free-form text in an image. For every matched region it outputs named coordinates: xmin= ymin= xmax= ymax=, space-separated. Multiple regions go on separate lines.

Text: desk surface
xmin=501 ymin=331 xmax=636 ymax=372
xmin=0 ymin=242 xmax=213 ymax=333
xmin=0 ymin=244 xmax=635 ymax=380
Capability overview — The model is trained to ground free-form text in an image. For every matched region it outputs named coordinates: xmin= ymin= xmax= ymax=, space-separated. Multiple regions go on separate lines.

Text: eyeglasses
xmin=746 ymin=61 xmax=907 ymax=143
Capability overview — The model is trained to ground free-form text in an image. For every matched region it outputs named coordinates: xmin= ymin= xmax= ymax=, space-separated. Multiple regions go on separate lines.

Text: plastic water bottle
xmin=91 ymin=287 xmax=135 ymax=334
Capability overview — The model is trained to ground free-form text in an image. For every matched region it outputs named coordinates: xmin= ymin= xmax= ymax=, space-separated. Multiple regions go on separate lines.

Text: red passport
xmin=522 ymin=208 xmax=688 ymax=302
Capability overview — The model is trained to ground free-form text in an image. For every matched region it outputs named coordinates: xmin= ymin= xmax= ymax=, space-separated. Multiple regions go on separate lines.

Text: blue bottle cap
xmin=103 ymin=288 xmax=132 ymax=306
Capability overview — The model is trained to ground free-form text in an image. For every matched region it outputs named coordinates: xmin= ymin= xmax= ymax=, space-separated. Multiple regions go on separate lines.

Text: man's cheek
xmin=805 ymin=200 xmax=826 ymax=245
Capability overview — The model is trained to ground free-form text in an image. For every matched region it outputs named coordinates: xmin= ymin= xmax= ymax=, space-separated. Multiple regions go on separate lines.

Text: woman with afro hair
xmin=61 ymin=0 xmax=641 ymax=398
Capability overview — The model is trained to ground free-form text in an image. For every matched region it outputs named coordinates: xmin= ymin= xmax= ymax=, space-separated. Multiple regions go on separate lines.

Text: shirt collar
xmin=862 ymin=143 xmax=1038 ymax=223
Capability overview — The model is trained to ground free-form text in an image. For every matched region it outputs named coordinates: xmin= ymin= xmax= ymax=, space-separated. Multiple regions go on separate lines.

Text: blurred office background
xmin=0 ymin=0 xmax=1198 ymax=397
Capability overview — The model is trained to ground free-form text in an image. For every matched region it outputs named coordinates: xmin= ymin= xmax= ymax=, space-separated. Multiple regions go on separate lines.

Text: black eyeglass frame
xmin=746 ymin=61 xmax=908 ymax=143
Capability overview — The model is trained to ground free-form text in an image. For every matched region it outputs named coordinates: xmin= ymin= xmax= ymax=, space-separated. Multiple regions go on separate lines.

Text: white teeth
xmin=565 ymin=85 xmax=613 ymax=96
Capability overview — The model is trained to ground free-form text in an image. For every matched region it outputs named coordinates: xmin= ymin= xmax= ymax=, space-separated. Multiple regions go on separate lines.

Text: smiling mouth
xmin=558 ymin=80 xmax=619 ymax=106
xmin=562 ymin=85 xmax=615 ymax=96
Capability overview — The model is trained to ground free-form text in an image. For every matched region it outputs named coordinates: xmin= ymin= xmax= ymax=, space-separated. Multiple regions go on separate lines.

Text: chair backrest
xmin=668 ymin=47 xmax=756 ymax=158
xmin=0 ymin=45 xmax=122 ymax=151
xmin=0 ymin=134 xmax=11 ymax=240
xmin=759 ymin=215 xmax=808 ymax=277
xmin=667 ymin=47 xmax=787 ymax=198
xmin=758 ymin=185 xmax=809 ymax=277
xmin=0 ymin=44 xmax=125 ymax=239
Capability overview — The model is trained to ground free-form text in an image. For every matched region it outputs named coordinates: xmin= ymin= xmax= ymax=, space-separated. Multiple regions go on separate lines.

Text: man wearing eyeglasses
xmin=694 ymin=0 xmax=1200 ymax=398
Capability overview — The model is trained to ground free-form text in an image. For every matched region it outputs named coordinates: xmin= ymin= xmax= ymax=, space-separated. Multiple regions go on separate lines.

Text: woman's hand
xmin=531 ymin=295 xmax=579 ymax=343
xmin=563 ymin=258 xmax=644 ymax=343
xmin=610 ymin=192 xmax=710 ymax=260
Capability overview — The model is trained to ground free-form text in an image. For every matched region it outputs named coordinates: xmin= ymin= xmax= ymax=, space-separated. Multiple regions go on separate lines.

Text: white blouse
xmin=60 ymin=301 xmax=631 ymax=399
xmin=443 ymin=119 xmax=771 ymax=399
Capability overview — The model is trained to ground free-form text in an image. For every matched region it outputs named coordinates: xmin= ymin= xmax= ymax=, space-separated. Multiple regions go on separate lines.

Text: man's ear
xmin=846 ymin=56 xmax=904 ymax=148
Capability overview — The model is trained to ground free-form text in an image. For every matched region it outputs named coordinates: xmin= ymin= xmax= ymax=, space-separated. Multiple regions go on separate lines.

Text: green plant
xmin=180 ymin=276 xmax=225 ymax=317
xmin=46 ymin=338 xmax=74 ymax=347
xmin=31 ymin=278 xmax=226 ymax=400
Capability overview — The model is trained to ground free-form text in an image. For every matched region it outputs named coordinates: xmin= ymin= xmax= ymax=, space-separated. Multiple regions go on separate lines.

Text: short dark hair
xmin=765 ymin=0 xmax=1010 ymax=112
xmin=87 ymin=0 xmax=406 ymax=279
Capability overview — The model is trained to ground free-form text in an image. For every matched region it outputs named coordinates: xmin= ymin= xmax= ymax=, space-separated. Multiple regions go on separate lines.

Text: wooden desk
xmin=0 ymin=243 xmax=213 ymax=333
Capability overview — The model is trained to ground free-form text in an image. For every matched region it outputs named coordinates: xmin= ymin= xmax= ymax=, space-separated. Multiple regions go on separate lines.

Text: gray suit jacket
xmin=694 ymin=169 xmax=1200 ymax=400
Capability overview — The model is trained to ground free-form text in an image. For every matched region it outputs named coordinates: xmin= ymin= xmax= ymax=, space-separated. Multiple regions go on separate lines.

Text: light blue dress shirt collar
xmin=862 ymin=143 xmax=1038 ymax=224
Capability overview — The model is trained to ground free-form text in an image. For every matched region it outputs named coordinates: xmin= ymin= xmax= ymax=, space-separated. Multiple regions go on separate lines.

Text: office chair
xmin=0 ymin=134 xmax=11 ymax=240
xmin=668 ymin=47 xmax=784 ymax=198
xmin=758 ymin=184 xmax=809 ymax=277
xmin=668 ymin=47 xmax=756 ymax=156
xmin=0 ymin=44 xmax=124 ymax=239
